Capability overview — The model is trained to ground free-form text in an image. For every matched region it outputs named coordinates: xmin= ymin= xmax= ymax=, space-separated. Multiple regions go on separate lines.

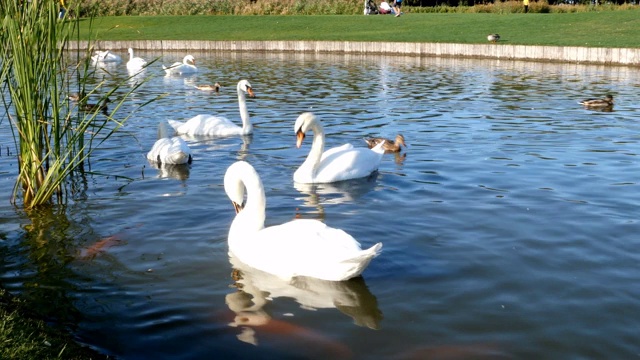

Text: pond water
xmin=1 ymin=50 xmax=639 ymax=359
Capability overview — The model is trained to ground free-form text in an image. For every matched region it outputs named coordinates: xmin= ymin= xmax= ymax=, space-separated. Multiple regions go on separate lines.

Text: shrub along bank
xmin=69 ymin=0 xmax=638 ymax=16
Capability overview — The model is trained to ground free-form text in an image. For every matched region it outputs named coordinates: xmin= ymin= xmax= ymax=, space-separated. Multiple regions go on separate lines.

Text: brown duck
xmin=195 ymin=82 xmax=221 ymax=92
xmin=579 ymin=95 xmax=613 ymax=109
xmin=81 ymin=97 xmax=111 ymax=115
xmin=364 ymin=134 xmax=407 ymax=153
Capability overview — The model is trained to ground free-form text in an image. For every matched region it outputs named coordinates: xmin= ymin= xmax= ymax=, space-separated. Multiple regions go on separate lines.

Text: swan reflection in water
xmin=225 ymin=254 xmax=382 ymax=354
xmin=127 ymin=67 xmax=147 ymax=86
xmin=146 ymin=162 xmax=191 ymax=181
xmin=181 ymin=134 xmax=252 ymax=158
xmin=294 ymin=171 xmax=380 ymax=211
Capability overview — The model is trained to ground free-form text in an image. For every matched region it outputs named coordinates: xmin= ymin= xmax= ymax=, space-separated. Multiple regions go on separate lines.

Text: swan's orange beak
xmin=247 ymin=87 xmax=255 ymax=98
xmin=232 ymin=201 xmax=243 ymax=214
xmin=296 ymin=130 xmax=305 ymax=148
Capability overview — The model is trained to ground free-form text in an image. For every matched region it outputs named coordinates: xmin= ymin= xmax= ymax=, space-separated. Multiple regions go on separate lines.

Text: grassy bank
xmin=1 ymin=288 xmax=108 ymax=359
xmin=82 ymin=11 xmax=640 ymax=48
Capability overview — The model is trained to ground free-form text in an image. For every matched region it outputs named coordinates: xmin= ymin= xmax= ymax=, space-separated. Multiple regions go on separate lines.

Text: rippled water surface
xmin=1 ymin=51 xmax=639 ymax=359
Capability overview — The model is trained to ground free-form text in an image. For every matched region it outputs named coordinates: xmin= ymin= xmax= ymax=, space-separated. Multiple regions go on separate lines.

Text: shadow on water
xmin=11 ymin=207 xmax=90 ymax=330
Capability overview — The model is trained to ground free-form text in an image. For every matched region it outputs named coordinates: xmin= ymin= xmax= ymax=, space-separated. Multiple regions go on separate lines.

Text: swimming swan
xmin=163 ymin=55 xmax=197 ymax=76
xmin=167 ymin=80 xmax=255 ymax=137
xmin=224 ymin=161 xmax=382 ymax=281
xmin=294 ymin=112 xmax=385 ymax=184
xmin=91 ymin=50 xmax=121 ymax=63
xmin=146 ymin=120 xmax=192 ymax=165
xmin=126 ymin=48 xmax=148 ymax=73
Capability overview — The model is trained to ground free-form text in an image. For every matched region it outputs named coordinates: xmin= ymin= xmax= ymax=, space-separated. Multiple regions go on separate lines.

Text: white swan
xmin=167 ymin=80 xmax=255 ymax=137
xmin=146 ymin=120 xmax=192 ymax=165
xmin=91 ymin=50 xmax=121 ymax=63
xmin=293 ymin=112 xmax=385 ymax=184
xmin=126 ymin=48 xmax=148 ymax=73
xmin=162 ymin=54 xmax=197 ymax=76
xmin=224 ymin=161 xmax=382 ymax=281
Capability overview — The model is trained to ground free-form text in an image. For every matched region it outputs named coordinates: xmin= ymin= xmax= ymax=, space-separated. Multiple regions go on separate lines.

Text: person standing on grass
xmin=393 ymin=0 xmax=402 ymax=17
xmin=59 ymin=0 xmax=66 ymax=18
xmin=523 ymin=0 xmax=529 ymax=13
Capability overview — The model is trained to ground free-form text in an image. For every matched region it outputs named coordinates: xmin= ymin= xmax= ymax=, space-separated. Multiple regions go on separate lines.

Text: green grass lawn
xmin=82 ymin=11 xmax=640 ymax=48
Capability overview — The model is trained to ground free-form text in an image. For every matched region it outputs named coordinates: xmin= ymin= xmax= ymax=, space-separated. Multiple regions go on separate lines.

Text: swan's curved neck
xmin=302 ymin=121 xmax=325 ymax=176
xmin=237 ymin=85 xmax=252 ymax=134
xmin=229 ymin=171 xmax=265 ymax=242
xmin=158 ymin=120 xmax=170 ymax=139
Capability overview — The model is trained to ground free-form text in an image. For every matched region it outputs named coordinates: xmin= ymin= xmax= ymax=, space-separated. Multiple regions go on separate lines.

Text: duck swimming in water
xmin=81 ymin=97 xmax=111 ymax=115
xmin=579 ymin=95 xmax=614 ymax=109
xmin=195 ymin=83 xmax=221 ymax=92
xmin=364 ymin=134 xmax=407 ymax=153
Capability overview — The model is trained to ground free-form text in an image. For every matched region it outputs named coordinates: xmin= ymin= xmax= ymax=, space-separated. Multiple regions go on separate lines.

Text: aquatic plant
xmin=0 ymin=0 xmax=148 ymax=209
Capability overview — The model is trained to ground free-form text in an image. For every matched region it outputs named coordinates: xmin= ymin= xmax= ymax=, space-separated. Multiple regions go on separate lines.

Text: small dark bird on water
xmin=579 ymin=95 xmax=614 ymax=109
xmin=81 ymin=97 xmax=111 ymax=115
xmin=195 ymin=82 xmax=221 ymax=93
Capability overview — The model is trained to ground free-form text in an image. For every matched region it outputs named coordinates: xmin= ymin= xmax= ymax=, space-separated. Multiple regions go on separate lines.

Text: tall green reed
xmin=0 ymin=0 xmax=149 ymax=209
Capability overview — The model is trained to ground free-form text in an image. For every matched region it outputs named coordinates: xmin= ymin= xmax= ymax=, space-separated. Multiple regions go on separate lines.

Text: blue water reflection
xmin=1 ymin=50 xmax=639 ymax=359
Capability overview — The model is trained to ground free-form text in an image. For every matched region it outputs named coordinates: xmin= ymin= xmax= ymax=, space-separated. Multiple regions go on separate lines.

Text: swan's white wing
xmin=163 ymin=62 xmax=183 ymax=74
xmin=164 ymin=63 xmax=197 ymax=75
xmin=166 ymin=120 xmax=183 ymax=134
xmin=170 ymin=114 xmax=242 ymax=136
xmin=94 ymin=51 xmax=121 ymax=63
xmin=105 ymin=53 xmax=122 ymax=63
xmin=313 ymin=147 xmax=383 ymax=183
xmin=231 ymin=219 xmax=381 ymax=281
xmin=127 ymin=57 xmax=147 ymax=71
xmin=321 ymin=143 xmax=354 ymax=161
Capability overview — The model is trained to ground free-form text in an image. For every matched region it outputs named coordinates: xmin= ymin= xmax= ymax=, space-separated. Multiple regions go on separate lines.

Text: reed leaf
xmin=0 ymin=0 xmax=152 ymax=209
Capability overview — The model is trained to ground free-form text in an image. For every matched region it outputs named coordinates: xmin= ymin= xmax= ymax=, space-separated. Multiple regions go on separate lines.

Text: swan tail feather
xmin=335 ymin=242 xmax=382 ymax=281
xmin=166 ymin=119 xmax=182 ymax=133
xmin=371 ymin=141 xmax=386 ymax=154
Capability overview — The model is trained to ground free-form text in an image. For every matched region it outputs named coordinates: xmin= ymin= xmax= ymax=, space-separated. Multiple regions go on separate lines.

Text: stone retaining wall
xmin=68 ymin=40 xmax=640 ymax=66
